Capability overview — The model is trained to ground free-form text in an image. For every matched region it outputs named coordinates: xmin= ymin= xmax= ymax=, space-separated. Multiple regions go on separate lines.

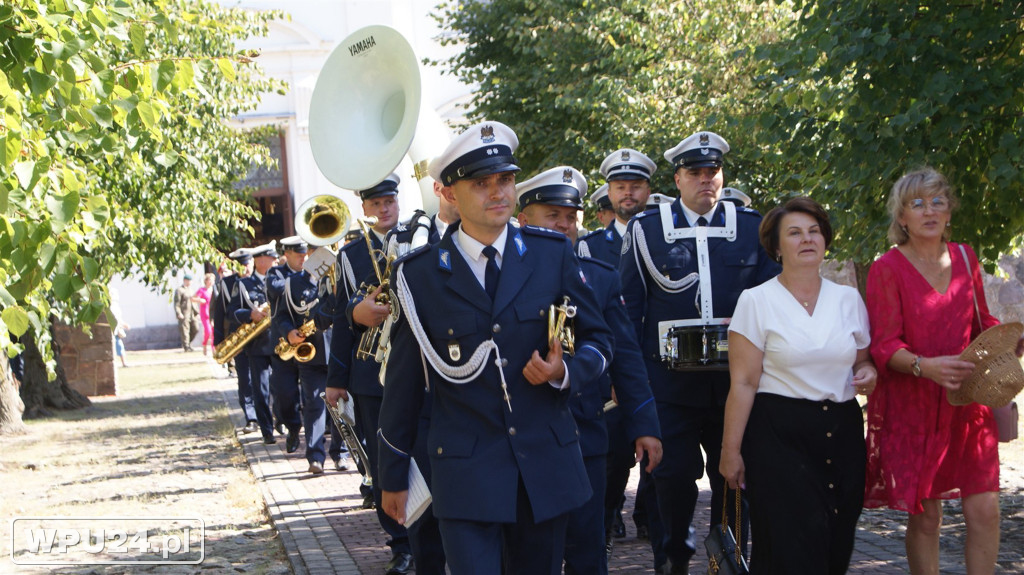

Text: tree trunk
xmin=19 ymin=327 xmax=91 ymax=419
xmin=0 ymin=353 xmax=27 ymax=435
xmin=854 ymin=261 xmax=872 ymax=299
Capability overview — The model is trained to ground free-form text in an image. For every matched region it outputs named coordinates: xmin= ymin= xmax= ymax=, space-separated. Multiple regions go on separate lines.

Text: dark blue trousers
xmin=353 ymin=392 xmax=410 ymax=554
xmin=653 ymin=402 xmax=745 ymax=570
xmin=270 ymin=356 xmax=301 ymax=431
xmin=248 ymin=353 xmax=274 ymax=438
xmin=234 ymin=351 xmax=256 ymax=422
xmin=564 ymin=453 xmax=608 ymax=575
xmin=298 ymin=364 xmax=328 ymax=464
xmin=438 ymin=476 xmax=569 ymax=575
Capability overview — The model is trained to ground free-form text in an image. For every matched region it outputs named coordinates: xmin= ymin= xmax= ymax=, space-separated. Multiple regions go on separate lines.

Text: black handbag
xmin=704 ymin=481 xmax=749 ymax=575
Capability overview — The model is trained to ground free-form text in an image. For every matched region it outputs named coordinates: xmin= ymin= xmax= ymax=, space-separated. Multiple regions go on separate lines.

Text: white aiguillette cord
xmin=395 ymin=265 xmax=512 ymax=412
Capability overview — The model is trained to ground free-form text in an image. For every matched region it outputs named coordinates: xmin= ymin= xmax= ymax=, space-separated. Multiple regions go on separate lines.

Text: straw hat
xmin=947 ymin=322 xmax=1024 ymax=407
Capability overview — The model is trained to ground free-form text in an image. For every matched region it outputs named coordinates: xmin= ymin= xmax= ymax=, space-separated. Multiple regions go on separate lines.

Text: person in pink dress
xmin=865 ymin=167 xmax=1024 ymax=575
xmin=194 ymin=272 xmax=216 ymax=356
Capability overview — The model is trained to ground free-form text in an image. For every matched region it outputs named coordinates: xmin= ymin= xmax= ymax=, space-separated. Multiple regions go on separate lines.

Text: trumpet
xmin=548 ymin=296 xmax=577 ymax=356
xmin=356 ymin=217 xmax=397 ymax=362
xmin=275 ymin=320 xmax=318 ymax=362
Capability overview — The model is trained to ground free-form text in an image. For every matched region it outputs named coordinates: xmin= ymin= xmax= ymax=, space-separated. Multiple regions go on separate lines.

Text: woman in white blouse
xmin=720 ymin=197 xmax=877 ymax=575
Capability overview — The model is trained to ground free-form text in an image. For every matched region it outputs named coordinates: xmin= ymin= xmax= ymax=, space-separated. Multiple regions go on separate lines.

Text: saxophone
xmin=275 ymin=319 xmax=318 ymax=362
xmin=213 ymin=303 xmax=271 ymax=364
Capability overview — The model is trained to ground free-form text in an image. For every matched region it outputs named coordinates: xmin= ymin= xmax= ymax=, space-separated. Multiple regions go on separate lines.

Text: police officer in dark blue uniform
xmin=516 ymin=166 xmax=663 ymax=575
xmin=229 ymin=241 xmax=279 ymax=444
xmin=324 ymin=174 xmax=413 ymax=575
xmin=577 ymin=152 xmax=665 ymax=555
xmin=350 ymin=182 xmax=458 ymax=575
xmin=576 ymin=148 xmax=656 ymax=266
xmin=273 ymin=242 xmax=334 ymax=475
xmin=619 ymin=131 xmax=780 ymax=574
xmin=267 ymin=237 xmax=307 ymax=453
xmin=377 ymin=122 xmax=615 ymax=575
xmin=220 ymin=249 xmax=259 ymax=434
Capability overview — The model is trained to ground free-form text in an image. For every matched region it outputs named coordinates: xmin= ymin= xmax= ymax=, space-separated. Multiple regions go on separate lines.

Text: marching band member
xmin=619 ymin=131 xmax=779 ymax=574
xmin=515 ymin=166 xmax=662 ymax=575
xmin=576 ymin=148 xmax=656 ymax=265
xmin=377 ymin=121 xmax=613 ymax=575
xmin=266 ymin=237 xmax=307 ymax=454
xmin=221 ymin=249 xmax=258 ymax=434
xmin=272 ymin=241 xmax=334 ymax=475
xmin=229 ymin=241 xmax=279 ymax=444
xmin=368 ymin=180 xmax=458 ymax=575
xmin=324 ymin=174 xmax=412 ymax=574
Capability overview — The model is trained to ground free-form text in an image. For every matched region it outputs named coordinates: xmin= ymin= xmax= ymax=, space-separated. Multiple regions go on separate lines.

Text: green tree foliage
xmin=437 ymin=0 xmax=1023 ymax=268
xmin=725 ymin=0 xmax=1024 ymax=267
xmin=433 ymin=0 xmax=793 ymax=214
xmin=0 ymin=0 xmax=283 ymax=356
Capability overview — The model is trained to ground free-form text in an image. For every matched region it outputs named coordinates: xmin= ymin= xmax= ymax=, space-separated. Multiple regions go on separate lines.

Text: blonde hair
xmin=886 ymin=167 xmax=958 ymax=245
xmin=204 ymin=272 xmax=215 ymax=285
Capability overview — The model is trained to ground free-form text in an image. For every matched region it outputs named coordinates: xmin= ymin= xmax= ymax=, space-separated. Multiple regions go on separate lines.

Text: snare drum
xmin=663 ymin=325 xmax=729 ymax=371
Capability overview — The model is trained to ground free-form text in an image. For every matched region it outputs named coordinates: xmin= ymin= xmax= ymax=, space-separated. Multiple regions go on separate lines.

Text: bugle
xmin=548 ymin=296 xmax=577 ymax=356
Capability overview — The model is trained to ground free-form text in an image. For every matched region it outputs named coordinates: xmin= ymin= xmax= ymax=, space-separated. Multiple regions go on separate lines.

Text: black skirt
xmin=741 ymin=392 xmax=866 ymax=575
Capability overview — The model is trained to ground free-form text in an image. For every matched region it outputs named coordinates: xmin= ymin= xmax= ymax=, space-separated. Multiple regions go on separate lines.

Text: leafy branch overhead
xmin=434 ymin=0 xmax=1023 ymax=269
xmin=0 ymin=0 xmax=285 ymax=357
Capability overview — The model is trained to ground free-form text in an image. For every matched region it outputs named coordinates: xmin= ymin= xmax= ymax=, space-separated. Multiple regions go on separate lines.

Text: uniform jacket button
xmin=436 ymin=447 xmax=443 ymax=455
xmin=492 ymin=323 xmax=501 ymax=333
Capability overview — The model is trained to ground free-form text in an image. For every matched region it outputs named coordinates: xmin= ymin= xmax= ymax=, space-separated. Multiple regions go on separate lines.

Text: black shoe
xmin=360 ymin=493 xmax=375 ymax=510
xmin=636 ymin=523 xmax=649 ymax=540
xmin=262 ymin=435 xmax=276 ymax=445
xmin=384 ymin=552 xmax=413 ymax=575
xmin=286 ymin=429 xmax=300 ymax=453
xmin=605 ymin=534 xmax=614 ymax=560
xmin=612 ymin=513 xmax=626 ymax=538
xmin=241 ymin=421 xmax=259 ymax=434
xmin=308 ymin=461 xmax=324 ymax=475
xmin=275 ymin=423 xmax=286 ymax=436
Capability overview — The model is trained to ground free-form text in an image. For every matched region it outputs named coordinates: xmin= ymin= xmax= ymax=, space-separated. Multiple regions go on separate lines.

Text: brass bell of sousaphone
xmin=308 ymin=25 xmax=421 ymax=193
xmin=308 ymin=25 xmax=451 ymax=215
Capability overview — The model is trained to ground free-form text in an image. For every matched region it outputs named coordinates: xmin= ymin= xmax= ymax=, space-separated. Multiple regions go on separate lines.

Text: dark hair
xmin=759 ymin=196 xmax=833 ymax=260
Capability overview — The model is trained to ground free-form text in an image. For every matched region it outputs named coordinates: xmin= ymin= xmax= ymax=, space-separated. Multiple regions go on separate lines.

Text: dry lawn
xmin=0 ymin=350 xmax=287 ymax=574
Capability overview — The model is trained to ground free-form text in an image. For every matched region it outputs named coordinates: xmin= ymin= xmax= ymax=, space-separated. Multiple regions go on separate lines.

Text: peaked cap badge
xmin=562 ymin=169 xmax=573 ymax=183
xmin=622 ymin=151 xmax=631 ymax=161
xmin=480 ymin=125 xmax=495 ymax=143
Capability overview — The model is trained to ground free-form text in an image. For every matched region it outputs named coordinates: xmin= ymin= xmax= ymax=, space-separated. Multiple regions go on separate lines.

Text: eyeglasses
xmin=907 ymin=196 xmax=950 ymax=212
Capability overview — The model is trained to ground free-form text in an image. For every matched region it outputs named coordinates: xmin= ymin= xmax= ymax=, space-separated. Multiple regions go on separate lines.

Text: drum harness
xmin=631 ymin=201 xmax=738 ymax=356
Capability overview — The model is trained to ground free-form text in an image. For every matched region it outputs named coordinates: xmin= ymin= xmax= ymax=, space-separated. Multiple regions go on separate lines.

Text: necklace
xmin=778 ymin=275 xmax=819 ymax=309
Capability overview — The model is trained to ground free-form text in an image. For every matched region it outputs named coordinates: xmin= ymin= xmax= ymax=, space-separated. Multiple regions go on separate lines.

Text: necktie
xmin=482 ymin=245 xmax=499 ymax=300
xmin=697 ymin=216 xmax=709 ymax=227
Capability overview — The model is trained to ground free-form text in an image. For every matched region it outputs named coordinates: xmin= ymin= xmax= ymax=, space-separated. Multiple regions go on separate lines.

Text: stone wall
xmin=821 ymin=250 xmax=1024 ymax=325
xmin=53 ymin=314 xmax=116 ymax=397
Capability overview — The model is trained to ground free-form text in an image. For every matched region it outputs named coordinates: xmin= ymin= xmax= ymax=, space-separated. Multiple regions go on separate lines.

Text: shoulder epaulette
xmin=578 ymin=228 xmax=604 ymax=241
xmin=736 ymin=205 xmax=762 ymax=216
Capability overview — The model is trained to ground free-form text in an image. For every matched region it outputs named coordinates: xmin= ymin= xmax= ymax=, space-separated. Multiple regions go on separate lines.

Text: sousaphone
xmin=309 ymin=25 xmax=449 ymax=212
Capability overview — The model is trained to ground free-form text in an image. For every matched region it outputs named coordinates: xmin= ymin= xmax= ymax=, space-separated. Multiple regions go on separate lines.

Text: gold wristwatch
xmin=911 ymin=356 xmax=922 ymax=377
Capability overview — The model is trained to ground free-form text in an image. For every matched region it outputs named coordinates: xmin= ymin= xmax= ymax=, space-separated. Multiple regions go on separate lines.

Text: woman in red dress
xmin=865 ymin=167 xmax=1023 ymax=574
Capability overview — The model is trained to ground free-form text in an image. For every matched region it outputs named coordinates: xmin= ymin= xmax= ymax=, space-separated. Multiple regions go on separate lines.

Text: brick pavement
xmin=225 ymin=388 xmax=927 ymax=575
